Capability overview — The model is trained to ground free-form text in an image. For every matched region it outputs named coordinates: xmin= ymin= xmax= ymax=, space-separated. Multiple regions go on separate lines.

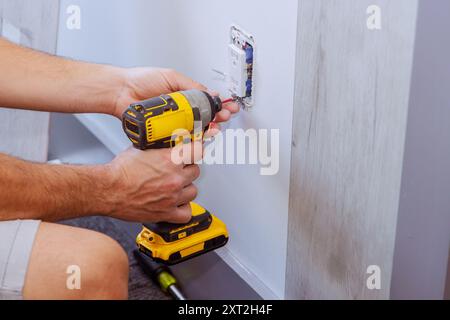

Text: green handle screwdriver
xmin=133 ymin=249 xmax=186 ymax=300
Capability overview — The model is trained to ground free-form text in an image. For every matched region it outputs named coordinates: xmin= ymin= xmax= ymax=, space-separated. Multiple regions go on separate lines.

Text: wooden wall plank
xmin=0 ymin=0 xmax=60 ymax=162
xmin=286 ymin=0 xmax=418 ymax=299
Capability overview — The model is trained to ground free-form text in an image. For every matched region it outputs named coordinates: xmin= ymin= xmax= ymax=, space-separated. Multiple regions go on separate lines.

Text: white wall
xmin=391 ymin=0 xmax=450 ymax=299
xmin=57 ymin=0 xmax=298 ymax=298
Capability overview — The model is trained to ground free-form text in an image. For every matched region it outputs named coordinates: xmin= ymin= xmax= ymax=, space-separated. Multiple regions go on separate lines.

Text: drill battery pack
xmin=136 ymin=202 xmax=229 ymax=265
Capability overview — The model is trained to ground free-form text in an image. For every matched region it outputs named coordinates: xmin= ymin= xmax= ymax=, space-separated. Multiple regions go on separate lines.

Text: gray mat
xmin=62 ymin=216 xmax=170 ymax=300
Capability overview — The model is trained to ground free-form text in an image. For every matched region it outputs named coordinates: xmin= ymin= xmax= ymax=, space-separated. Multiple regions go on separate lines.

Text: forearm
xmin=0 ymin=153 xmax=116 ymax=221
xmin=0 ymin=37 xmax=125 ymax=115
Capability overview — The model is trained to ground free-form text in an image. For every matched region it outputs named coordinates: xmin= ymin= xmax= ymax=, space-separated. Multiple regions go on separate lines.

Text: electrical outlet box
xmin=228 ymin=25 xmax=255 ymax=108
xmin=228 ymin=43 xmax=247 ymax=97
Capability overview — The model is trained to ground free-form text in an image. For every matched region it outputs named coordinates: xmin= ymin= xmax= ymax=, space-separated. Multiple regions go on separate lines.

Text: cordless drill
xmin=122 ymin=89 xmax=229 ymax=265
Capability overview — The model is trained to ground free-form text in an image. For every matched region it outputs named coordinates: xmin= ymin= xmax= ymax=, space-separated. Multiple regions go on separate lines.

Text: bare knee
xmin=81 ymin=231 xmax=129 ymax=299
xmin=24 ymin=223 xmax=129 ymax=300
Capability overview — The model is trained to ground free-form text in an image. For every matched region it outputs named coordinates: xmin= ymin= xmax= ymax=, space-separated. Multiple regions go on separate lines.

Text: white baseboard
xmin=75 ymin=114 xmax=129 ymax=155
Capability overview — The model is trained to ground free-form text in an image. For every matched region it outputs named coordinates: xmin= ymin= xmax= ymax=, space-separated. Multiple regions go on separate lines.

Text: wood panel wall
xmin=286 ymin=0 xmax=418 ymax=299
xmin=0 ymin=0 xmax=60 ymax=161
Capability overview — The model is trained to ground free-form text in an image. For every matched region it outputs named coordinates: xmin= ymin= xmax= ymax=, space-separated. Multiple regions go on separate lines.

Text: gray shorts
xmin=0 ymin=220 xmax=40 ymax=300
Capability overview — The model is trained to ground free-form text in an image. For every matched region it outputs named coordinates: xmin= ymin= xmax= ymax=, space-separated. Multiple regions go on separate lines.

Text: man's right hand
xmin=103 ymin=145 xmax=201 ymax=223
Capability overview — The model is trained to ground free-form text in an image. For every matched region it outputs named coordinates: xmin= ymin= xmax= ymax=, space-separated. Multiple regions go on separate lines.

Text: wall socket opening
xmin=229 ymin=25 xmax=255 ymax=109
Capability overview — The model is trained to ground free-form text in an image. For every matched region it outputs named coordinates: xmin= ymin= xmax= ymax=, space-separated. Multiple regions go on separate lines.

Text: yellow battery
xmin=136 ymin=203 xmax=229 ymax=265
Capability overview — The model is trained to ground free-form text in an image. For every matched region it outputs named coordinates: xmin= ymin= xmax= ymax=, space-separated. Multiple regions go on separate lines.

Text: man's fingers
xmin=177 ymin=184 xmax=198 ymax=206
xmin=170 ymin=204 xmax=192 ymax=224
xmin=214 ymin=109 xmax=231 ymax=123
xmin=189 ymin=141 xmax=204 ymax=163
xmin=170 ymin=140 xmax=204 ymax=165
xmin=183 ymin=141 xmax=204 ymax=164
xmin=204 ymin=123 xmax=221 ymax=139
xmin=182 ymin=164 xmax=200 ymax=186
xmin=163 ymin=69 xmax=207 ymax=91
xmin=207 ymin=90 xmax=220 ymax=97
xmin=223 ymin=101 xmax=240 ymax=113
xmin=209 ymin=122 xmax=221 ymax=130
xmin=212 ymin=101 xmax=239 ymax=123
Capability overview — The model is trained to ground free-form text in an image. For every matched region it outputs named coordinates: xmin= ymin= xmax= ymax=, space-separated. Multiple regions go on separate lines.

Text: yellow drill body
xmin=122 ymin=89 xmax=229 ymax=265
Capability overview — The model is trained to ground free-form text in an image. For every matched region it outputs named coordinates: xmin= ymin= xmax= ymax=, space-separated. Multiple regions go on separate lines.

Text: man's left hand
xmin=113 ymin=67 xmax=239 ymax=126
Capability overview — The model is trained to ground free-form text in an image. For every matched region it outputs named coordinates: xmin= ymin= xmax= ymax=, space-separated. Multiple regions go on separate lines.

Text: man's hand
xmin=0 ymin=39 xmax=238 ymax=223
xmin=0 ymin=39 xmax=238 ymax=123
xmin=0 ymin=38 xmax=239 ymax=127
xmin=103 ymin=68 xmax=240 ymax=223
xmin=103 ymin=144 xmax=202 ymax=223
xmin=113 ymin=67 xmax=239 ymax=126
xmin=0 ymin=144 xmax=202 ymax=223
